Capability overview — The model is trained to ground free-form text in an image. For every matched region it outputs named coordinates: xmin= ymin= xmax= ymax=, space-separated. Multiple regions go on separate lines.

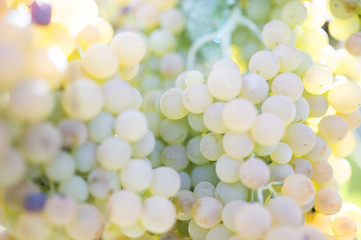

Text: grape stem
xmin=257 ymin=181 xmax=284 ymax=204
xmin=186 ymin=6 xmax=264 ymax=69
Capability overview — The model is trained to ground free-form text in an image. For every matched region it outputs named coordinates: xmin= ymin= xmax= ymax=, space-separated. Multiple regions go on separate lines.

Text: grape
xmin=178 ymin=171 xmax=191 ymax=190
xmin=172 ymin=190 xmax=196 ymax=220
xmin=120 ymin=158 xmax=153 ymax=192
xmin=239 ymin=157 xmax=270 ymax=190
xmin=261 ymin=20 xmax=290 ymax=49
xmin=207 ymin=66 xmax=242 ymax=101
xmin=293 ymin=97 xmax=310 ymax=123
xmin=162 ymin=144 xmax=189 ymax=171
xmin=87 ymin=111 xmax=114 ymax=143
xmin=150 ymin=167 xmax=181 ymax=198
xmin=160 ymin=118 xmax=189 ymax=144
xmin=58 ymin=119 xmax=87 ymax=149
xmin=239 ymin=73 xmax=269 ymax=104
xmin=329 ymin=15 xmax=359 ymax=41
xmin=191 ymin=164 xmax=220 ymax=187
xmin=15 ymin=213 xmax=51 ymax=240
xmin=141 ymin=196 xmax=177 ymax=234
xmin=269 ymin=162 xmax=295 ymax=182
xmin=215 ymin=154 xmax=241 ymax=183
xmin=305 ymin=93 xmax=329 ymax=118
xmin=273 ymin=43 xmax=301 ymax=72
xmin=44 ymin=195 xmax=77 ymax=226
xmin=203 ymin=102 xmax=227 ymax=134
xmin=132 ymin=130 xmax=155 ymax=158
xmin=262 ymin=95 xmax=296 ymax=126
xmin=272 ymin=73 xmax=304 ymax=101
xmin=192 ymin=197 xmax=222 ymax=229
xmin=160 ymin=88 xmax=189 ymax=120
xmin=59 ymin=176 xmax=89 ymax=203
xmin=283 ymin=123 xmax=316 ymax=155
xmin=328 ymin=0 xmax=358 ymax=19
xmin=266 ymin=196 xmax=303 ymax=227
xmin=305 ymin=211 xmax=332 ymax=233
xmin=110 ymin=31 xmax=145 ymax=67
xmin=245 ymin=0 xmax=271 ymax=22
xmin=297 ymin=225 xmax=326 ymax=240
xmin=0 ymin=42 xmax=24 ymax=90
xmin=270 ymin=142 xmax=293 ymax=164
xmin=338 ymin=110 xmax=361 ymax=130
xmin=205 ymin=225 xmax=232 ymax=240
xmin=200 ymin=133 xmax=224 ymax=161
xmin=304 ymin=135 xmax=331 ymax=162
xmin=222 ymin=200 xmax=247 ymax=232
xmin=24 ymin=192 xmax=46 ymax=212
xmin=223 ymin=131 xmax=254 ymax=160
xmin=249 ymin=50 xmax=280 ymax=80
xmin=293 ymin=50 xmax=314 ymax=77
xmin=154 ymin=0 xmax=178 ymax=9
xmin=65 ymin=204 xmax=103 ymax=240
xmin=303 ymin=5 xmax=326 ymax=29
xmin=160 ymin=53 xmax=184 ymax=78
xmin=314 ymin=188 xmax=342 ymax=215
xmin=96 ymin=136 xmax=132 ymax=171
xmin=146 ymin=112 xmax=162 ymax=138
xmin=149 ymin=29 xmax=176 ymax=57
xmin=254 ymin=144 xmax=277 ymax=157
xmin=327 ymin=80 xmax=361 ymax=114
xmin=22 ymin=123 xmax=62 ymax=165
xmin=318 ymin=115 xmax=348 ymax=143
xmin=120 ymin=221 xmax=146 ymax=238
xmin=73 ymin=142 xmax=97 ymax=173
xmin=61 ymin=78 xmax=104 ymax=121
xmin=188 ymin=219 xmax=209 ymax=240
xmin=194 ymin=181 xmax=216 ymax=200
xmin=102 ymin=80 xmax=137 ymax=114
xmin=161 ymin=9 xmax=185 ymax=35
xmin=222 ymin=98 xmax=257 ymax=133
xmin=136 ymin=2 xmax=160 ymax=31
xmin=182 ymin=83 xmax=213 ymax=114
xmin=331 ymin=216 xmax=357 ymax=240
xmin=186 ymin=136 xmax=209 ymax=165
xmin=234 ymin=203 xmax=272 ymax=240
xmin=265 ymin=226 xmax=303 ymax=240
xmin=188 ymin=113 xmax=208 ymax=133
xmin=0 ymin=149 xmax=25 ymax=188
xmin=76 ymin=24 xmax=101 ymax=50
xmin=114 ymin=109 xmax=148 ymax=143
xmin=346 ymin=32 xmax=361 ymax=56
xmin=282 ymin=174 xmax=315 ymax=205
xmin=303 ymin=65 xmax=333 ymax=95
xmin=251 ymin=113 xmax=285 ymax=146
xmin=45 ymin=151 xmax=76 ymax=183
xmin=311 ymin=160 xmax=333 ymax=185
xmin=281 ymin=1 xmax=307 ymax=27
xmin=214 ymin=181 xmax=248 ymax=205
xmin=289 ymin=157 xmax=313 ymax=178
xmin=296 ymin=28 xmax=329 ymax=59
xmin=88 ymin=168 xmax=119 ymax=199
xmin=330 ymin=158 xmax=352 ymax=184
xmin=185 ymin=70 xmax=204 ymax=86
xmin=107 ymin=190 xmax=142 ymax=228
xmin=9 ymin=79 xmax=54 ymax=122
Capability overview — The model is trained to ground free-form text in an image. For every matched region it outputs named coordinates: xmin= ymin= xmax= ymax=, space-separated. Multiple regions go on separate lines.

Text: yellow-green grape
xmin=270 ymin=142 xmax=293 ymax=164
xmin=261 ymin=20 xmax=291 ymax=49
xmin=249 ymin=50 xmax=280 ymax=80
xmin=304 ymin=93 xmax=329 ymax=118
xmin=318 ymin=115 xmax=348 ymax=143
xmin=205 ymin=225 xmax=232 ymax=240
xmin=61 ymin=60 xmax=87 ymax=87
xmin=281 ymin=1 xmax=307 ymax=27
xmin=0 ymin=42 xmax=24 ymax=90
xmin=273 ymin=43 xmax=301 ymax=72
xmin=149 ymin=29 xmax=176 ymax=57
xmin=330 ymin=158 xmax=352 ymax=184
xmin=267 ymin=196 xmax=303 ymax=227
xmin=297 ymin=225 xmax=328 ymax=240
xmin=14 ymin=213 xmax=51 ymax=240
xmin=89 ymin=17 xmax=114 ymax=44
xmin=0 ymin=149 xmax=26 ymax=188
xmin=338 ymin=110 xmax=361 ymax=130
xmin=272 ymin=73 xmax=304 ymax=101
xmin=160 ymin=8 xmax=185 ymax=35
xmin=200 ymin=133 xmax=224 ymax=161
xmin=132 ymin=130 xmax=156 ymax=158
xmin=311 ymin=160 xmax=333 ymax=185
xmin=160 ymin=118 xmax=189 ymax=144
xmin=182 ymin=83 xmax=213 ymax=114
xmin=305 ymin=211 xmax=332 ymax=233
xmin=293 ymin=97 xmax=310 ymax=123
xmin=329 ymin=15 xmax=360 ymax=41
xmin=184 ymin=70 xmax=204 ymax=86
xmin=114 ymin=109 xmax=148 ymax=143
xmin=150 ymin=167 xmax=181 ymax=198
xmin=234 ymin=203 xmax=272 ymax=240
xmin=265 ymin=226 xmax=303 ymax=240
xmin=222 ymin=200 xmax=247 ymax=232
xmin=346 ymin=32 xmax=361 ymax=56
xmin=172 ymin=190 xmax=196 ymax=221
xmin=293 ymin=50 xmax=314 ymax=77
xmin=269 ymin=162 xmax=294 ymax=182
xmin=203 ymin=103 xmax=227 ymax=134
xmin=58 ymin=119 xmax=87 ymax=149
xmin=327 ymin=0 xmax=359 ymax=19
xmin=303 ymin=4 xmax=326 ymax=29
xmin=314 ymin=188 xmax=342 ymax=215
xmin=296 ymin=28 xmax=328 ymax=59
xmin=239 ymin=73 xmax=269 ymax=104
xmin=214 ymin=181 xmax=248 ymax=205
xmin=153 ymin=0 xmax=178 ymax=10
xmin=216 ymin=154 xmax=241 ymax=184
xmin=289 ymin=157 xmax=312 ymax=178
xmin=330 ymin=130 xmax=356 ymax=157
xmin=261 ymin=95 xmax=296 ymax=125
xmin=303 ymin=135 xmax=331 ymax=162
xmin=239 ymin=157 xmax=270 ymax=190
xmin=188 ymin=219 xmax=209 ymax=240
xmin=119 ymin=63 xmax=139 ymax=81
xmin=194 ymin=181 xmax=215 ymax=200
xmin=82 ymin=42 xmax=119 ymax=80
xmin=186 ymin=137 xmax=209 ymax=165
xmin=136 ymin=2 xmax=160 ymax=31
xmin=120 ymin=221 xmax=146 ymax=238
xmin=162 ymin=144 xmax=189 ymax=171
xmin=283 ymin=123 xmax=316 ymax=155
xmin=110 ymin=31 xmax=146 ymax=67
xmin=282 ymin=174 xmax=315 ymax=205
xmin=159 ymin=53 xmax=184 ymax=78
xmin=331 ymin=216 xmax=358 ymax=240
xmin=192 ymin=197 xmax=222 ymax=229
xmin=160 ymin=88 xmax=188 ymax=120
xmin=251 ymin=113 xmax=285 ymax=147
xmin=120 ymin=159 xmax=153 ymax=192
xmin=303 ymin=65 xmax=333 ymax=95
xmin=222 ymin=98 xmax=257 ymax=133
xmin=223 ymin=131 xmax=254 ymax=160
xmin=76 ymin=23 xmax=101 ymax=50
xmin=61 ymin=78 xmax=104 ymax=121
xmin=9 ymin=79 xmax=54 ymax=122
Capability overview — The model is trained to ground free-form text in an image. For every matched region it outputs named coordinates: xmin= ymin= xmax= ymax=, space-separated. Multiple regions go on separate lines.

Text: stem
xmin=257 ymin=188 xmax=264 ymax=205
xmin=76 ymin=44 xmax=85 ymax=59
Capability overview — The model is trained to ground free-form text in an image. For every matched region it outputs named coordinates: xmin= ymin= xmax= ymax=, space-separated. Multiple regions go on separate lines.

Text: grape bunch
xmin=0 ymin=0 xmax=361 ymax=240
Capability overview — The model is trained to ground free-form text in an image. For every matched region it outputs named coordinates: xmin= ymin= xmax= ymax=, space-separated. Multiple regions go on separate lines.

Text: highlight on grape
xmin=0 ymin=0 xmax=361 ymax=239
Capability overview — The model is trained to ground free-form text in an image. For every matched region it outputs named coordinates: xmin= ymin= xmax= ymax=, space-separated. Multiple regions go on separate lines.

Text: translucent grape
xmin=261 ymin=20 xmax=290 ymax=49
xmin=314 ymin=188 xmax=342 ymax=215
xmin=215 ymin=154 xmax=241 ymax=183
xmin=261 ymin=95 xmax=296 ymax=125
xmin=194 ymin=181 xmax=216 ymax=200
xmin=272 ymin=73 xmax=304 ymax=101
xmin=281 ymin=1 xmax=307 ymax=27
xmin=282 ymin=174 xmax=315 ymax=205
xmin=346 ymin=32 xmax=361 ymax=56
xmin=15 ymin=213 xmax=51 ymax=240
xmin=205 ymin=225 xmax=232 ymax=240
xmin=87 ymin=111 xmax=114 ymax=143
xmin=182 ymin=83 xmax=213 ymax=114
xmin=269 ymin=162 xmax=295 ymax=182
xmin=273 ymin=43 xmax=301 ymax=72
xmin=293 ymin=97 xmax=310 ymax=123
xmin=239 ymin=157 xmax=270 ymax=189
xmin=44 ymin=195 xmax=77 ymax=226
xmin=45 ymin=151 xmax=75 ymax=183
xmin=283 ymin=123 xmax=316 ymax=155
xmin=160 ymin=88 xmax=188 ymax=120
xmin=214 ymin=181 xmax=248 ymax=205
xmin=160 ymin=118 xmax=189 ymax=144
xmin=160 ymin=9 xmax=185 ymax=35
xmin=222 ymin=200 xmax=247 ymax=232
xmin=120 ymin=159 xmax=153 ymax=192
xmin=249 ymin=50 xmax=280 ymax=80
xmin=58 ymin=119 xmax=87 ymax=149
xmin=304 ymin=135 xmax=331 ymax=162
xmin=150 ymin=167 xmax=181 ymax=198
xmin=251 ymin=113 xmax=285 ymax=146
xmin=200 ymin=133 xmax=224 ymax=161
xmin=207 ymin=67 xmax=242 ymax=101
xmin=172 ymin=190 xmax=196 ymax=221
xmin=270 ymin=142 xmax=293 ymax=164
xmin=114 ymin=109 xmax=148 ymax=143
xmin=267 ymin=196 xmax=303 ymax=226
xmin=318 ymin=115 xmax=348 ymax=143
xmin=186 ymin=136 xmax=209 ymax=165
xmin=192 ymin=197 xmax=222 ymax=229
xmin=0 ymin=149 xmax=25 ymax=188
xmin=239 ymin=73 xmax=269 ymax=104
xmin=289 ymin=157 xmax=313 ymax=178
xmin=303 ymin=65 xmax=333 ymax=95
xmin=162 ymin=144 xmax=189 ymax=171
xmin=327 ymin=80 xmax=361 ymax=114
xmin=223 ymin=131 xmax=254 ymax=159
xmin=59 ymin=176 xmax=89 ymax=203
xmin=203 ymin=102 xmax=227 ymax=134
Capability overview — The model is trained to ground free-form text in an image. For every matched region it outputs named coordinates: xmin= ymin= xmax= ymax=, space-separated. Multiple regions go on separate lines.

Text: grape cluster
xmin=0 ymin=0 xmax=361 ymax=240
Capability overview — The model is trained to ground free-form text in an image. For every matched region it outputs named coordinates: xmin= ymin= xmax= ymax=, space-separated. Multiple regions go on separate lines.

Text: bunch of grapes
xmin=1 ymin=0 xmax=361 ymax=239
